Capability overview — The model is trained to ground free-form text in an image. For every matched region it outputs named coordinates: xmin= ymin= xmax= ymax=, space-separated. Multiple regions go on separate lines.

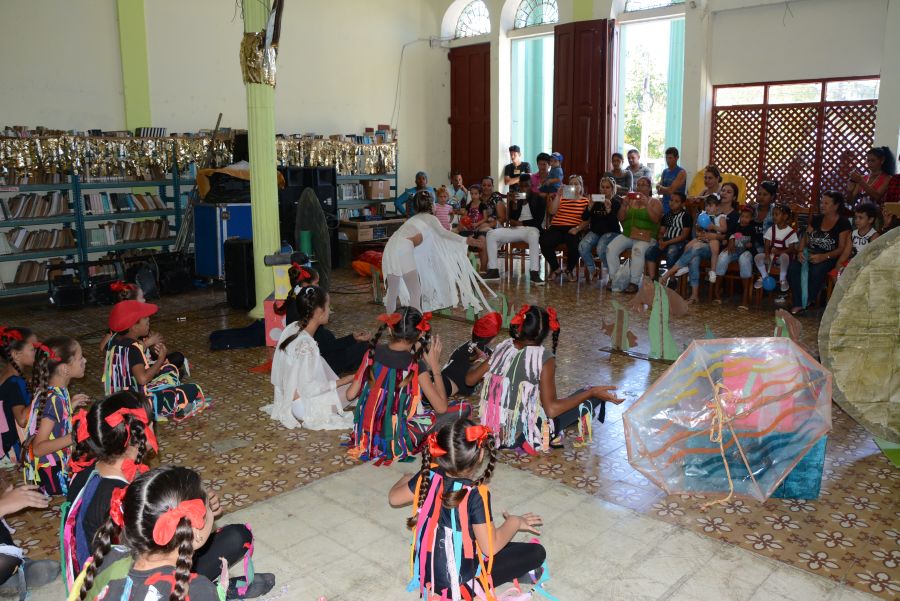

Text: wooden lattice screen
xmin=711 ymin=80 xmax=877 ymax=205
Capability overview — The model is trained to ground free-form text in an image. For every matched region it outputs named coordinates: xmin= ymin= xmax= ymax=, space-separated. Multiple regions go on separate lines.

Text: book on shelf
xmin=83 ymin=192 xmax=166 ymax=215
xmin=13 ymin=261 xmax=46 ymax=285
xmin=4 ymin=227 xmax=76 ymax=252
xmin=87 ymin=218 xmax=170 ymax=248
xmin=0 ymin=192 xmax=71 ymax=221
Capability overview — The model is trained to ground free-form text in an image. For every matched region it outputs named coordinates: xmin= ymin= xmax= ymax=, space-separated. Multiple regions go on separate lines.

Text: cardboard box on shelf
xmin=361 ymin=180 xmax=391 ymax=200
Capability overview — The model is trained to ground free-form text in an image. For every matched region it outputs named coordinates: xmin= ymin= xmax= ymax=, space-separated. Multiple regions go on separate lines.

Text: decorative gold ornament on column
xmin=239 ymin=31 xmax=278 ymax=87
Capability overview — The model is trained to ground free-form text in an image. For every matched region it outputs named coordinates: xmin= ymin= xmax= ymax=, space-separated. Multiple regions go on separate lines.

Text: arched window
xmin=455 ymin=0 xmax=491 ymax=38
xmin=514 ymin=0 xmax=559 ymax=29
xmin=624 ymin=0 xmax=684 ymax=11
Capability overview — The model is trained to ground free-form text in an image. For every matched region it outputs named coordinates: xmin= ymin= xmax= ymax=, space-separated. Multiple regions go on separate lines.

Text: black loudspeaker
xmin=156 ymin=252 xmax=195 ymax=295
xmin=233 ymin=133 xmax=249 ymax=163
xmin=224 ymin=239 xmax=255 ymax=310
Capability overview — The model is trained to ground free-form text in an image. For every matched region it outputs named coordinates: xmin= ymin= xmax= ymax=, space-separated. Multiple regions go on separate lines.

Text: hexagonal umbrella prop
xmin=623 ymin=338 xmax=832 ymax=503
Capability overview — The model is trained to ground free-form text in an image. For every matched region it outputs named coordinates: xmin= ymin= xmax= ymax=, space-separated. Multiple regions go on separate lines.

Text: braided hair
xmin=79 ymin=466 xmax=207 ymax=601
xmin=366 ymin=306 xmax=431 ymax=384
xmin=273 ymin=265 xmax=320 ymax=316
xmin=278 ymin=286 xmax=328 ymax=351
xmin=509 ymin=305 xmax=559 ymax=355
xmin=0 ymin=327 xmax=35 ymax=391
xmin=30 ymin=336 xmax=79 ymax=431
xmin=407 ymin=417 xmax=497 ymax=528
xmin=70 ymin=390 xmax=155 ymax=474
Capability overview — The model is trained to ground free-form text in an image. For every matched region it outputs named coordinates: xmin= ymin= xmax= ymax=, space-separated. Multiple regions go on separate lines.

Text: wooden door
xmin=553 ymin=20 xmax=614 ymax=193
xmin=450 ymin=43 xmax=491 ymax=186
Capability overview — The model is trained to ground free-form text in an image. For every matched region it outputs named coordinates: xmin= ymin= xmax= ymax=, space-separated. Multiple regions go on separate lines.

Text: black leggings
xmin=322 ymin=341 xmax=369 ymax=375
xmin=540 ymin=226 xmax=580 ymax=273
xmin=0 ymin=522 xmax=20 ymax=586
xmin=461 ymin=542 xmax=546 ymax=594
xmin=192 ymin=524 xmax=252 ymax=582
xmin=787 ymin=256 xmax=836 ymax=309
xmin=552 ymin=395 xmax=606 ymax=433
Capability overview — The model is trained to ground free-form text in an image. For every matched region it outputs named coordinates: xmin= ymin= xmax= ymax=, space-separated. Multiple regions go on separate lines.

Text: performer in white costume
xmin=382 ymin=191 xmax=494 ymax=313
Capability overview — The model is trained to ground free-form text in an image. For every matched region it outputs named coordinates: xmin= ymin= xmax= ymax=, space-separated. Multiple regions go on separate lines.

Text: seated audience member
xmin=708 ymin=182 xmax=741 ymax=284
xmin=449 ymin=171 xmax=468 ymax=208
xmin=788 ymin=191 xmax=851 ymax=314
xmin=433 ymin=186 xmax=455 ymax=231
xmin=577 ymin=176 xmax=623 ymax=282
xmin=532 ymin=153 xmax=554 ymax=198
xmin=546 ymin=152 xmax=565 ymax=191
xmin=656 ymin=147 xmax=687 ymax=214
xmin=627 ymin=149 xmax=653 ymax=184
xmin=603 ymin=153 xmax=634 ymax=196
xmin=503 ymin=145 xmax=531 ymax=187
xmin=690 ymin=165 xmax=723 ymax=202
xmin=712 ymin=205 xmax=759 ymax=310
xmin=659 ymin=194 xmax=722 ymax=304
xmin=846 ymin=146 xmax=895 ymax=210
xmin=753 ymin=203 xmax=798 ymax=293
xmin=645 ymin=191 xmax=691 ymax=280
xmin=483 ymin=174 xmax=546 ymax=285
xmin=540 ymin=176 xmax=590 ymax=282
xmin=395 ymin=171 xmax=437 ymax=216
xmin=605 ymin=177 xmax=663 ymax=293
xmin=847 ymin=202 xmax=880 ymax=259
xmin=461 ymin=184 xmax=497 ymax=272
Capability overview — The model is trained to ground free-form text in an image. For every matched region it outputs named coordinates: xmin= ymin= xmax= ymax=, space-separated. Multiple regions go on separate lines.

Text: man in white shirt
xmin=483 ymin=173 xmax=546 ymax=284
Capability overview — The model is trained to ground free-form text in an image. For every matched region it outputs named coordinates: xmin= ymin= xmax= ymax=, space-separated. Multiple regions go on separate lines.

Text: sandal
xmin=737 ymin=304 xmax=749 ymax=311
xmin=790 ymin=307 xmax=805 ymax=315
xmin=712 ymin=298 xmax=722 ymax=305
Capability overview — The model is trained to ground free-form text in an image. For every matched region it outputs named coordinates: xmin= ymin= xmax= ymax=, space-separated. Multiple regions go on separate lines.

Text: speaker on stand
xmin=224 ymin=238 xmax=255 ymax=310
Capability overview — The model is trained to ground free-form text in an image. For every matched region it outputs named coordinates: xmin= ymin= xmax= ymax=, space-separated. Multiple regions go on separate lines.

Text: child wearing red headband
xmin=389 ymin=417 xmax=546 ymax=600
xmin=21 ymin=336 xmax=88 ymax=496
xmin=346 ymin=306 xmax=448 ymax=464
xmin=75 ymin=466 xmax=273 ymax=601
xmin=471 ymin=305 xmax=623 ymax=453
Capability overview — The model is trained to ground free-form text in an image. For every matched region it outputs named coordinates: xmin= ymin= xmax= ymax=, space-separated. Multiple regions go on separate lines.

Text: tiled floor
xmin=1 ymin=266 xmax=898 ymax=599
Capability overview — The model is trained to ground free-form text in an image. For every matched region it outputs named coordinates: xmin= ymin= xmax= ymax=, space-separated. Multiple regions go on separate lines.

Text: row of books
xmin=338 ymin=206 xmax=384 ymax=221
xmin=0 ymin=192 xmax=71 ymax=221
xmin=83 ymin=192 xmax=168 ymax=215
xmin=4 ymin=227 xmax=77 ymax=252
xmin=337 ymin=183 xmax=366 ymax=201
xmin=86 ymin=219 xmax=170 ymax=247
xmin=12 ymin=260 xmax=48 ymax=284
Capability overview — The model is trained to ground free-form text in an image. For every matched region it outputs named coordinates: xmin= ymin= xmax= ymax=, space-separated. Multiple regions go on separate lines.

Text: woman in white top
xmin=382 ymin=190 xmax=493 ymax=313
xmin=264 ymin=286 xmax=354 ymax=430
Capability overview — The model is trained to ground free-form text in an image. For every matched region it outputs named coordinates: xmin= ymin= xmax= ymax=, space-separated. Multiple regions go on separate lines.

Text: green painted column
xmin=573 ymin=0 xmax=593 ymax=21
xmin=664 ymin=18 xmax=685 ymax=152
xmin=115 ymin=0 xmax=152 ymax=130
xmin=242 ymin=1 xmax=280 ymax=319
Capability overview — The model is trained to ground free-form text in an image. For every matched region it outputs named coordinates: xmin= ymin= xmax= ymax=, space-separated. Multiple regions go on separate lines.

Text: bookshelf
xmin=0 ymin=171 xmax=191 ymax=297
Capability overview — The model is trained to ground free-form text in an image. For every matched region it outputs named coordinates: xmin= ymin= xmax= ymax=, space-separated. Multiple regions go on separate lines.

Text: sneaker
xmin=774 ymin=294 xmax=788 ymax=305
xmin=0 ymin=559 xmax=60 ymax=594
xmin=708 ymin=270 xmax=717 ymax=283
xmin=674 ymin=266 xmax=689 ymax=277
xmin=780 ymin=279 xmax=789 ymax=292
xmin=482 ymin=269 xmax=500 ymax=281
xmin=529 ymin=270 xmax=545 ymax=285
xmin=754 ymin=277 xmax=763 ymax=289
xmin=226 ymin=573 xmax=276 ymax=600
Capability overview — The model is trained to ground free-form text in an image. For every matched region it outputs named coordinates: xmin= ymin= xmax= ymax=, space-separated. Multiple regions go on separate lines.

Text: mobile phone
xmin=627 ymin=192 xmax=639 ymax=200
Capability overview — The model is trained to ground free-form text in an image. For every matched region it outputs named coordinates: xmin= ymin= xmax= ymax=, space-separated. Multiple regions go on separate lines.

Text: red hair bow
xmin=0 ymin=327 xmax=23 ymax=342
xmin=73 ymin=408 xmax=90 ymax=443
xmin=377 ymin=313 xmax=401 ymax=327
xmin=426 ymin=432 xmax=447 ymax=457
xmin=32 ymin=342 xmax=59 ymax=362
xmin=152 ymin=499 xmax=207 ymax=545
xmin=110 ymin=486 xmax=127 ymax=527
xmin=465 ymin=425 xmax=490 ymax=446
xmin=509 ymin=305 xmax=531 ymax=327
xmin=291 ymin=263 xmax=311 ymax=281
xmin=110 ymin=281 xmax=135 ymax=293
xmin=68 ymin=455 xmax=96 ymax=475
xmin=121 ymin=458 xmax=149 ymax=482
xmin=416 ymin=312 xmax=433 ymax=333
xmin=546 ymin=307 xmax=560 ymax=332
xmin=105 ymin=407 xmax=158 ymax=453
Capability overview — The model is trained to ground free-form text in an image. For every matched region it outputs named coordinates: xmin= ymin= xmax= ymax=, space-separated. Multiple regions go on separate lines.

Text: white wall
xmin=0 ymin=1 xmax=125 ymax=130
xmin=709 ymin=0 xmax=888 ymax=85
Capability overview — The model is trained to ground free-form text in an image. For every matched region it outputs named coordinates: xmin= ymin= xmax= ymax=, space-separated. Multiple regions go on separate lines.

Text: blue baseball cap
xmin=551 ymin=152 xmax=563 ymax=162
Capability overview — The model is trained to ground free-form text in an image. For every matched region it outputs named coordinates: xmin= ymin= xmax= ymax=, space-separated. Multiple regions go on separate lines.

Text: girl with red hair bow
xmin=469 ymin=305 xmax=623 ymax=453
xmin=346 ymin=306 xmax=450 ymax=464
xmin=75 ymin=466 xmax=275 ymax=601
xmin=389 ymin=417 xmax=546 ymax=600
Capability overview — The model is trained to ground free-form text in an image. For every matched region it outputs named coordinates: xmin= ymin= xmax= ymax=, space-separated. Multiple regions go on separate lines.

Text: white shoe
xmin=708 ymin=270 xmax=717 ymax=283
xmin=780 ymin=280 xmax=789 ymax=292
xmin=674 ymin=266 xmax=689 ymax=277
xmin=754 ymin=277 xmax=763 ymax=289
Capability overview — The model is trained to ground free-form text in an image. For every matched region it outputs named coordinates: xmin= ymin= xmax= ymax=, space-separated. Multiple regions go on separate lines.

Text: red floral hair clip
xmin=377 ymin=313 xmax=401 ymax=327
xmin=0 ymin=327 xmax=23 ymax=342
xmin=32 ymin=342 xmax=59 ymax=362
xmin=509 ymin=305 xmax=531 ymax=327
xmin=110 ymin=281 xmax=136 ymax=293
xmin=291 ymin=263 xmax=312 ymax=281
xmin=546 ymin=306 xmax=560 ymax=332
xmin=416 ymin=312 xmax=433 ymax=333
xmin=426 ymin=432 xmax=447 ymax=457
xmin=465 ymin=425 xmax=490 ymax=446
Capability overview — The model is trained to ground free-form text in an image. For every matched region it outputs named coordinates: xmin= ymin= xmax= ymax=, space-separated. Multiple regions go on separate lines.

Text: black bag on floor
xmin=49 ymin=274 xmax=84 ymax=309
xmin=156 ymin=252 xmax=195 ymax=295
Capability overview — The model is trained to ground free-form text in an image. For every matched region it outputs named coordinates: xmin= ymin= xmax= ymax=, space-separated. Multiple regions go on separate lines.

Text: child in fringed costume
xmin=389 ymin=417 xmax=546 ymax=601
xmin=346 ymin=307 xmax=450 ymax=465
xmin=382 ymin=190 xmax=494 ymax=314
xmin=102 ymin=300 xmax=206 ymax=422
xmin=21 ymin=337 xmax=88 ymax=496
xmin=473 ymin=305 xmax=623 ymax=454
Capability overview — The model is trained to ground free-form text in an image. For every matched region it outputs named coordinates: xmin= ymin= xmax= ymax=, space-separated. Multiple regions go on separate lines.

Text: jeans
xmin=788 ymin=255 xmax=836 ymax=308
xmin=578 ymin=231 xmax=619 ymax=274
xmin=645 ymin=241 xmax=686 ymax=266
xmin=670 ymin=243 xmax=712 ymax=288
xmin=715 ymin=249 xmax=753 ymax=278
xmin=540 ymin=226 xmax=580 ymax=273
xmin=486 ymin=226 xmax=541 ymax=271
xmin=605 ymin=235 xmax=656 ymax=290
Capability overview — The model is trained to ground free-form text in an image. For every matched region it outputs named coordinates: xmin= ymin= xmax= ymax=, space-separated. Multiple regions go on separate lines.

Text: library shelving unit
xmin=0 ymin=168 xmax=191 ymax=297
xmin=335 ymin=171 xmax=399 ymax=219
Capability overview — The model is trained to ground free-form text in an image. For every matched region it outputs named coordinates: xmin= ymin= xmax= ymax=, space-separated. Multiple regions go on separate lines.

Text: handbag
xmin=630 ymin=227 xmax=653 ymax=243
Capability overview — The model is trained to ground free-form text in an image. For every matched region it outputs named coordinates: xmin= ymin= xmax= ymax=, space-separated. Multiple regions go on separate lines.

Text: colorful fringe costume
xmin=61 ymin=470 xmax=101 ymax=592
xmin=102 ymin=337 xmax=206 ymax=421
xmin=348 ymin=351 xmax=435 ymax=464
xmin=407 ymin=470 xmax=496 ymax=601
xmin=22 ymin=386 xmax=72 ymax=496
xmin=478 ymin=339 xmax=551 ymax=452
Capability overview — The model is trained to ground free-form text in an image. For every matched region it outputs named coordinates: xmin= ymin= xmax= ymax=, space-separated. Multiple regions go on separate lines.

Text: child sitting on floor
xmin=389 ymin=417 xmax=546 ymax=600
xmin=103 ymin=300 xmax=206 ymax=422
xmin=470 ymin=305 xmax=622 ymax=453
xmin=346 ymin=307 xmax=448 ymax=464
xmin=0 ymin=326 xmax=38 ymax=460
xmin=754 ymin=203 xmax=798 ymax=293
xmin=73 ymin=466 xmax=274 ymax=601
xmin=22 ymin=337 xmax=88 ymax=496
xmin=438 ymin=312 xmax=502 ymax=400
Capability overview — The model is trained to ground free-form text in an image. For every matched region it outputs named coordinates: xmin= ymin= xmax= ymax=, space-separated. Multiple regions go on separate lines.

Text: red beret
xmin=109 ymin=300 xmax=158 ymax=332
xmin=472 ymin=312 xmax=502 ymax=339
